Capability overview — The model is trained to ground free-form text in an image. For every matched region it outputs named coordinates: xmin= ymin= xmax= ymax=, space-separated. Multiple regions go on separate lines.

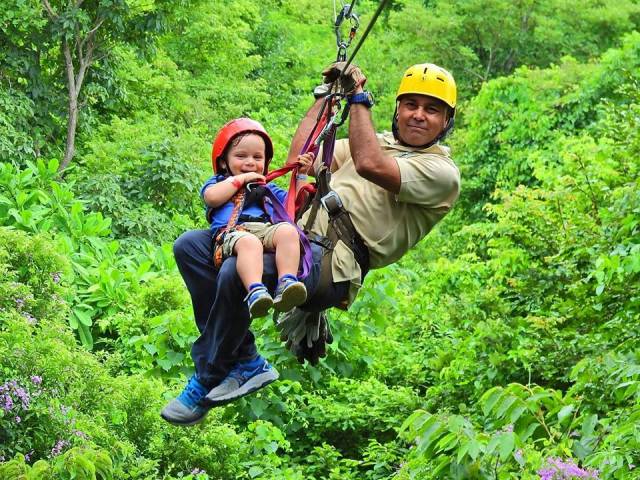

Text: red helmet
xmin=211 ymin=118 xmax=273 ymax=174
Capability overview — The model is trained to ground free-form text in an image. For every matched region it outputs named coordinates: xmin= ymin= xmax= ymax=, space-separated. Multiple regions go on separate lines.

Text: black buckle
xmin=320 ymin=191 xmax=343 ymax=214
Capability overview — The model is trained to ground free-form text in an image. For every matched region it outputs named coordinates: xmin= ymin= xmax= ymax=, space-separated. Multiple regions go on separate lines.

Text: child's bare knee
xmin=274 ymin=224 xmax=298 ymax=243
xmin=235 ymin=234 xmax=263 ymax=253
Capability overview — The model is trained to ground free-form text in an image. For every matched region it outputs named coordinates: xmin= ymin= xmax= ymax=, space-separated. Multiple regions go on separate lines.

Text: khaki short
xmin=221 ymin=222 xmax=287 ymax=258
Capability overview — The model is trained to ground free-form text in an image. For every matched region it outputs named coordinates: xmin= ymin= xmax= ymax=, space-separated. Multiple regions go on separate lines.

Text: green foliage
xmin=0 ymin=447 xmax=113 ymax=480
xmin=391 ymin=0 xmax=640 ymax=94
xmin=0 ymin=87 xmax=37 ymax=164
xmin=2 ymin=3 xmax=640 ymax=479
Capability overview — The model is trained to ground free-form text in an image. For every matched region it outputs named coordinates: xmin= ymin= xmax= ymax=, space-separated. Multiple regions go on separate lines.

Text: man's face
xmin=396 ymin=94 xmax=449 ymax=147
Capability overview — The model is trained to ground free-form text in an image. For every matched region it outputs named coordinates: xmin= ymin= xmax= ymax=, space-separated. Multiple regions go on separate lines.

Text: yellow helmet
xmin=396 ymin=63 xmax=457 ymax=108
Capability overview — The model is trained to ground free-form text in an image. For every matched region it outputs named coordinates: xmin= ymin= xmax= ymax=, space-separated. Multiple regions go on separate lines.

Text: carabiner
xmin=334 ymin=4 xmax=360 ymax=52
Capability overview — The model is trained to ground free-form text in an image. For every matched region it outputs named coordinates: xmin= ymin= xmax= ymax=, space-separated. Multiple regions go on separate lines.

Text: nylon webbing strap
xmin=260 ymin=186 xmax=313 ymax=279
xmin=227 ymin=189 xmax=246 ymax=230
xmin=213 ymin=189 xmax=246 ymax=268
xmin=303 ymin=166 xmax=329 ymax=231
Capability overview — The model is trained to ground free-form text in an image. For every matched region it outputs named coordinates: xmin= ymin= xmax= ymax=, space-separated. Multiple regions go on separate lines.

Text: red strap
xmin=260 ymin=99 xmax=333 ymax=218
xmin=264 ymin=164 xmax=312 ymax=218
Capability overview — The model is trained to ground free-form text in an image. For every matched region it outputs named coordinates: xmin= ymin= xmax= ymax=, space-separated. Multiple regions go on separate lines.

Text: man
xmin=276 ymin=62 xmax=460 ymax=362
xmin=160 ymin=62 xmax=460 ymax=426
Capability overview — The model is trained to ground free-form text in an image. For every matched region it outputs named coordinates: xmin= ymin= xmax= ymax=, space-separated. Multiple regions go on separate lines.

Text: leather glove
xmin=322 ymin=61 xmax=367 ymax=95
xmin=274 ymin=308 xmax=334 ymax=365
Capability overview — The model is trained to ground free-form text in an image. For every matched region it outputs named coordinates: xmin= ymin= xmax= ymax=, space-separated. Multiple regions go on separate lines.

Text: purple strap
xmin=322 ymin=125 xmax=338 ymax=168
xmin=263 ymin=188 xmax=313 ymax=279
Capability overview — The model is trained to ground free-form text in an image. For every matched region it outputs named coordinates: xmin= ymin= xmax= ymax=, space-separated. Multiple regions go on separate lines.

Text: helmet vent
xmin=423 ymin=67 xmax=428 ymax=74
xmin=436 ymin=76 xmax=445 ymax=82
xmin=406 ymin=73 xmax=413 ymax=77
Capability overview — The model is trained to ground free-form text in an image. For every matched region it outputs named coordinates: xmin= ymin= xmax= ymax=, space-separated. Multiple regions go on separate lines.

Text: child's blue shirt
xmin=201 ymin=175 xmax=288 ymax=230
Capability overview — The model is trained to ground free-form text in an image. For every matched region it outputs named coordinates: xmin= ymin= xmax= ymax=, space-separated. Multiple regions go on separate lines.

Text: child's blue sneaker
xmin=245 ymin=284 xmax=273 ymax=318
xmin=273 ymin=274 xmax=307 ymax=313
xmin=160 ymin=375 xmax=210 ymax=426
xmin=205 ymin=355 xmax=279 ymax=406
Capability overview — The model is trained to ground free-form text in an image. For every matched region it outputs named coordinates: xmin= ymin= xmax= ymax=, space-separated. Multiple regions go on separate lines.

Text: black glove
xmin=322 ymin=61 xmax=367 ymax=95
xmin=274 ymin=308 xmax=333 ymax=365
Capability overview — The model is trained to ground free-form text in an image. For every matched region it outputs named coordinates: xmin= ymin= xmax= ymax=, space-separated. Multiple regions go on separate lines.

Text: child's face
xmin=226 ymin=134 xmax=267 ymax=176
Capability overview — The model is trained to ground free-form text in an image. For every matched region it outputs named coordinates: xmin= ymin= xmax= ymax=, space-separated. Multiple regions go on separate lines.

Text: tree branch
xmin=79 ymin=17 xmax=105 ymax=58
xmin=41 ymin=0 xmax=57 ymax=19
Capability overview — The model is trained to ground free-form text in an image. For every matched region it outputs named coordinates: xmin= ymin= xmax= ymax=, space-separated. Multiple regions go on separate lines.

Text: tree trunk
xmin=61 ymin=86 xmax=79 ymax=172
xmin=58 ymin=33 xmax=95 ymax=173
xmin=59 ymin=41 xmax=78 ymax=172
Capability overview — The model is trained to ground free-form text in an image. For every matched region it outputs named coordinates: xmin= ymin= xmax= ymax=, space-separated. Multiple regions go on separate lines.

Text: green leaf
xmin=457 ymin=441 xmax=470 ymax=463
xmin=481 ymin=388 xmax=503 ymax=416
xmin=521 ymin=422 xmax=540 ymax=441
xmin=496 ymin=396 xmax=518 ymax=419
xmin=498 ymin=432 xmax=515 ymax=461
xmin=557 ymin=404 xmax=574 ymax=423
xmin=509 ymin=405 xmax=527 ymax=423
xmin=249 ymin=398 xmax=267 ymax=418
xmin=77 ymin=323 xmax=94 ymax=349
xmin=248 ymin=466 xmax=263 ymax=478
xmin=73 ymin=308 xmax=93 ymax=327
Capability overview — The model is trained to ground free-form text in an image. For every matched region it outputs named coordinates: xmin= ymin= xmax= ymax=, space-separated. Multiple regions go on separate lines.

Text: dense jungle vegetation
xmin=1 ymin=0 xmax=639 ymax=478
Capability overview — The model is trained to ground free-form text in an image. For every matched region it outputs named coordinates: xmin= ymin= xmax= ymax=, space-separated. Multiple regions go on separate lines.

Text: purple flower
xmin=52 ymin=272 xmax=61 ymax=283
xmin=31 ymin=376 xmax=42 ymax=386
xmin=14 ymin=386 xmax=30 ymax=409
xmin=23 ymin=312 xmax=37 ymax=325
xmin=51 ymin=439 xmax=69 ymax=457
xmin=191 ymin=468 xmax=206 ymax=475
xmin=74 ymin=430 xmax=88 ymax=439
xmin=538 ymin=468 xmax=555 ymax=480
xmin=15 ymin=416 xmax=21 ymax=423
xmin=537 ymin=457 xmax=600 ymax=479
xmin=2 ymin=393 xmax=14 ymax=412
xmin=24 ymin=450 xmax=34 ymax=463
xmin=15 ymin=298 xmax=25 ymax=309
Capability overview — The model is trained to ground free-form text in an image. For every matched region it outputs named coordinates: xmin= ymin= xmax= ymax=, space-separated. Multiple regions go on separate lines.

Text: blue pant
xmin=173 ymin=229 xmax=348 ymax=388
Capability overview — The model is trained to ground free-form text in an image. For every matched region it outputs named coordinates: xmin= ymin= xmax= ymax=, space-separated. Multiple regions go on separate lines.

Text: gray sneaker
xmin=160 ymin=375 xmax=210 ymax=426
xmin=205 ymin=356 xmax=279 ymax=406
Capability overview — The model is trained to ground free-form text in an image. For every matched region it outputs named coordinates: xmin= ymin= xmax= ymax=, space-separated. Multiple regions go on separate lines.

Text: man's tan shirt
xmin=302 ymin=133 xmax=460 ymax=305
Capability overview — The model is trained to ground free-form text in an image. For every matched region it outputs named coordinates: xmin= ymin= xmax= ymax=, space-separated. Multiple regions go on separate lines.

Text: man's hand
xmin=322 ymin=61 xmax=366 ymax=95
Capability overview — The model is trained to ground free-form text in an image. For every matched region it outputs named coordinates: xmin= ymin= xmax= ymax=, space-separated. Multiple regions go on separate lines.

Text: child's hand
xmin=238 ymin=172 xmax=265 ymax=184
xmin=296 ymin=152 xmax=315 ymax=174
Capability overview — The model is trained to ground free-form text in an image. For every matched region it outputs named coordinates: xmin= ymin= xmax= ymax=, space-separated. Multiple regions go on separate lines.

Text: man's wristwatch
xmin=347 ymin=91 xmax=375 ymax=108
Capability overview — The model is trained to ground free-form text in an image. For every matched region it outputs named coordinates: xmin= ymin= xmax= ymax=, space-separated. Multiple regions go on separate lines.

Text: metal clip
xmin=320 ymin=191 xmax=343 ymax=214
xmin=334 ymin=4 xmax=360 ymax=58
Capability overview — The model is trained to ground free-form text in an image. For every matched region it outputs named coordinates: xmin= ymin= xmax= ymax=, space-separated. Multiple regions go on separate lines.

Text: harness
xmin=209 ymin=181 xmax=314 ymax=279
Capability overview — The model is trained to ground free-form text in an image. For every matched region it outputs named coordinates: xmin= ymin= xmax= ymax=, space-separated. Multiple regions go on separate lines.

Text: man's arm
xmin=348 ymin=104 xmax=401 ymax=193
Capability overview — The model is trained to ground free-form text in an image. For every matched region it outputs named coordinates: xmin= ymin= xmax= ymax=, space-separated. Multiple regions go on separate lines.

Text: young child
xmin=203 ymin=117 xmax=313 ymax=318
xmin=161 ymin=118 xmax=314 ymax=426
